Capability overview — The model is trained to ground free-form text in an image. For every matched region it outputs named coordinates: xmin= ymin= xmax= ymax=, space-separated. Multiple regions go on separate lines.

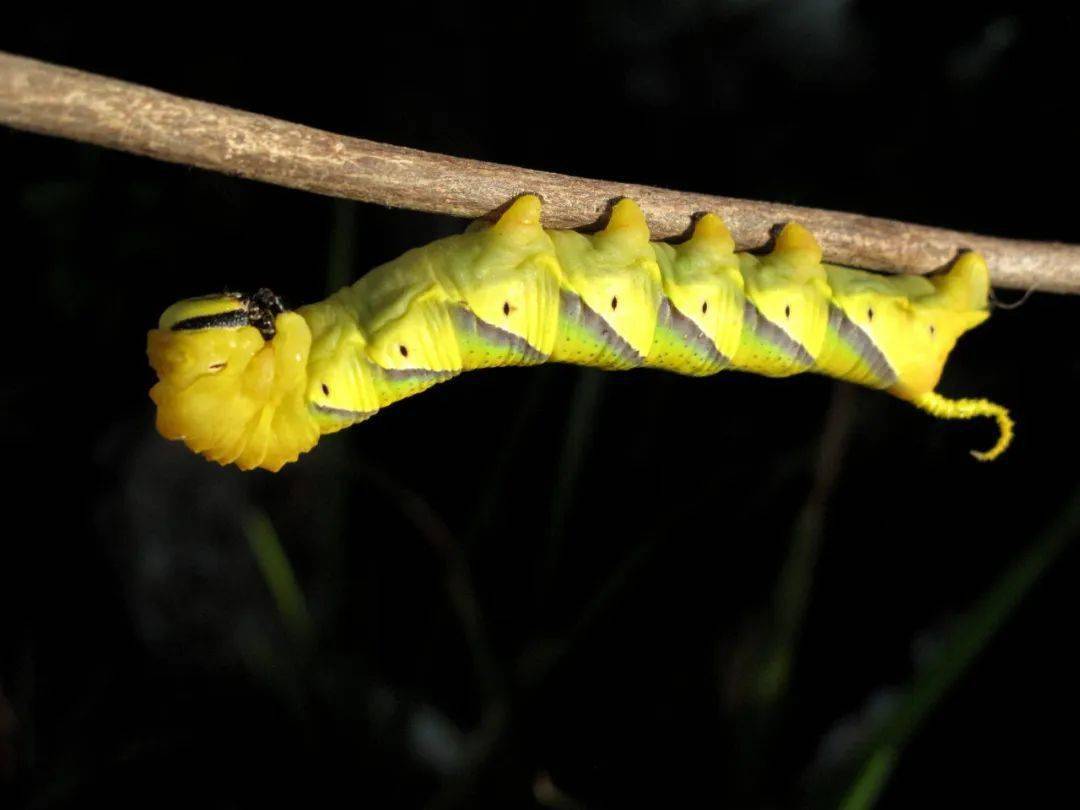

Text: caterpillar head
xmin=147 ymin=290 xmax=321 ymax=471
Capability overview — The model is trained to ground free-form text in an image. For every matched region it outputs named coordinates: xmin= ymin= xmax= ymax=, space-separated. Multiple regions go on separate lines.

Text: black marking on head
xmin=171 ymin=287 xmax=286 ymax=340
xmin=191 ymin=292 xmax=244 ymax=301
xmin=784 ymin=304 xmax=791 ymax=319
xmin=702 ymin=301 xmax=708 ymax=314
xmin=171 ymin=310 xmax=249 ymax=331
xmin=399 ymin=345 xmax=409 ymax=357
xmin=321 ymin=383 xmax=330 ymax=396
xmin=929 ymin=324 xmax=936 ymax=337
xmin=246 ymin=288 xmax=285 ymax=340
xmin=503 ymin=301 xmax=511 ymax=316
xmin=611 ymin=295 xmax=618 ymax=310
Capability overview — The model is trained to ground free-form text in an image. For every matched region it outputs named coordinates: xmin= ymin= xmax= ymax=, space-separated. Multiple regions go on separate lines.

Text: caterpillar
xmin=146 ymin=196 xmax=1012 ymax=472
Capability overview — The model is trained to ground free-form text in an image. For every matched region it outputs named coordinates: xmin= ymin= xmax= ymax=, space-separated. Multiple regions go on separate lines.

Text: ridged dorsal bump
xmin=773 ymin=222 xmax=823 ymax=265
xmin=685 ymin=213 xmax=736 ymax=256
xmin=489 ymin=194 xmax=545 ymax=240
xmin=597 ymin=198 xmax=652 ymax=247
xmin=925 ymin=251 xmax=991 ymax=319
xmin=771 ymin=222 xmax=832 ymax=303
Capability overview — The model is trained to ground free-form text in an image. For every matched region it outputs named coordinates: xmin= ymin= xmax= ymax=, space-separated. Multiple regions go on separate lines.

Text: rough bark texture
xmin=2 ymin=50 xmax=1077 ymax=293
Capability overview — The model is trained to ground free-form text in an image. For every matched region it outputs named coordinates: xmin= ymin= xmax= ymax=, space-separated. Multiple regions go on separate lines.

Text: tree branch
xmin=2 ymin=50 xmax=1077 ymax=293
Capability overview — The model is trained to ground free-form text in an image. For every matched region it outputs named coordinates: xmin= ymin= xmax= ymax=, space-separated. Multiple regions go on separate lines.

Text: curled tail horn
xmin=911 ymin=391 xmax=1014 ymax=461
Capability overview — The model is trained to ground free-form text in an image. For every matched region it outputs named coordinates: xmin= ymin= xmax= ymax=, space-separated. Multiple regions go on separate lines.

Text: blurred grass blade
xmin=838 ymin=489 xmax=1080 ymax=810
xmin=465 ymin=367 xmax=553 ymax=547
xmin=243 ymin=509 xmax=313 ymax=645
xmin=537 ymin=369 xmax=605 ymax=600
xmin=838 ymin=748 xmax=897 ymax=810
xmin=761 ymin=384 xmax=855 ymax=705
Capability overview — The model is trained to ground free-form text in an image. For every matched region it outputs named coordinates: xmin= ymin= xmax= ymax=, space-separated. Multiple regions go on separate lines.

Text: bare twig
xmin=2 ymin=50 xmax=1078 ymax=293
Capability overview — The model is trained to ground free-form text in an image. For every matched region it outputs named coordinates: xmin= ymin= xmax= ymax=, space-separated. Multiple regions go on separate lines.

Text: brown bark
xmin=2 ymin=50 xmax=1077 ymax=293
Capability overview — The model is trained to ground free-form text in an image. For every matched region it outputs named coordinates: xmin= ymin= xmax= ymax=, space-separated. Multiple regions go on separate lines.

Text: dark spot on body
xmin=321 ymin=383 xmax=330 ymax=395
xmin=209 ymin=362 xmax=227 ymax=371
xmin=503 ymin=301 xmax=511 ymax=316
xmin=929 ymin=324 xmax=936 ymax=337
xmin=784 ymin=305 xmax=791 ymax=319
xmin=400 ymin=345 xmax=409 ymax=357
xmin=611 ymin=296 xmax=618 ymax=310
xmin=702 ymin=301 xmax=708 ymax=314
xmin=868 ymin=307 xmax=874 ymax=322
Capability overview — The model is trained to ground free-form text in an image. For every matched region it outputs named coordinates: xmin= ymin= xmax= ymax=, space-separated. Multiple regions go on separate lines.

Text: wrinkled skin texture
xmin=147 ymin=311 xmax=319 ymax=471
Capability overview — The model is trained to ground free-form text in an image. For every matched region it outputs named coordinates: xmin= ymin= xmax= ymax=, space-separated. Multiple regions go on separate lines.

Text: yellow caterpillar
xmin=146 ymin=196 xmax=1012 ymax=471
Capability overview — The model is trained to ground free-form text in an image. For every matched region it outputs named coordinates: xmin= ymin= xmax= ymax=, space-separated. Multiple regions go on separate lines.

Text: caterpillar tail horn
xmin=911 ymin=391 xmax=1014 ymax=462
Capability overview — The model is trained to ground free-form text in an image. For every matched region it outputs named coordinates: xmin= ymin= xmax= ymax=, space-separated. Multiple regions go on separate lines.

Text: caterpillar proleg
xmin=147 ymin=196 xmax=1011 ymax=471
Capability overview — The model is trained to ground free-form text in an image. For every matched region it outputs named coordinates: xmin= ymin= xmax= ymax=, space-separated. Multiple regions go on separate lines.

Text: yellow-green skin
xmin=147 ymin=196 xmax=1011 ymax=471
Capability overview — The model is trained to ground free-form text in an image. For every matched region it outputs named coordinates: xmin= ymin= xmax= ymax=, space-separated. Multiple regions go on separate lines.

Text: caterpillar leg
xmin=910 ymin=391 xmax=1014 ymax=461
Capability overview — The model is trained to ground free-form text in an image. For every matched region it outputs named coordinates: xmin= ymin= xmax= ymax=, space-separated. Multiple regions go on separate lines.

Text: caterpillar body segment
xmin=146 ymin=196 xmax=1009 ymax=471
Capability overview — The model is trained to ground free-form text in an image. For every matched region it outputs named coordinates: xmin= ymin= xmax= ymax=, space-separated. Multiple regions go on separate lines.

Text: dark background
xmin=2 ymin=3 xmax=1078 ymax=807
